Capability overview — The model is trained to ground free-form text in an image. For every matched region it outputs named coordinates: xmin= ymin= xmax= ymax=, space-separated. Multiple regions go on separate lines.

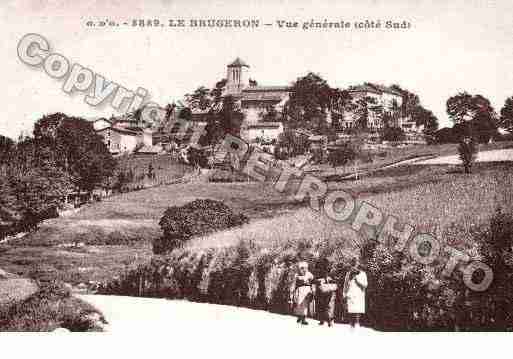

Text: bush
xmin=0 ymin=281 xmax=105 ymax=331
xmin=380 ymin=126 xmax=406 ymax=142
xmin=365 ymin=208 xmax=513 ymax=331
xmin=154 ymin=199 xmax=249 ymax=254
xmin=327 ymin=143 xmax=357 ymax=167
xmin=208 ymin=169 xmax=251 ymax=183
xmin=187 ymin=147 xmax=209 ymax=168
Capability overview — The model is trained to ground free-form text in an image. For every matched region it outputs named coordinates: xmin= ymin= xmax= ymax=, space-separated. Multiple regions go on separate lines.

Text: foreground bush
xmin=0 ymin=281 xmax=106 ymax=331
xmin=366 ymin=207 xmax=513 ymax=331
xmin=153 ymin=199 xmax=248 ymax=254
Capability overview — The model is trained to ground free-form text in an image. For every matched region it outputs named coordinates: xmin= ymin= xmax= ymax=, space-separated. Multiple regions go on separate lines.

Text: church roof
xmin=348 ymin=83 xmax=402 ymax=97
xmin=241 ymin=85 xmax=291 ymax=102
xmin=242 ymin=92 xmax=287 ymax=102
xmin=243 ymin=85 xmax=291 ymax=92
xmin=228 ymin=57 xmax=250 ymax=68
xmin=247 ymin=122 xmax=283 ymax=129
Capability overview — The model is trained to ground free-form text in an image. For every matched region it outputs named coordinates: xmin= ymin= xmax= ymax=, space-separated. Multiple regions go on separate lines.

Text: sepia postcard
xmin=0 ymin=0 xmax=512 ymax=356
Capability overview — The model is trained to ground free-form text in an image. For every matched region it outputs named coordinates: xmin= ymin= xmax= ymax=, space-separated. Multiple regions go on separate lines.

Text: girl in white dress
xmin=343 ymin=260 xmax=368 ymax=328
xmin=289 ymin=261 xmax=314 ymax=325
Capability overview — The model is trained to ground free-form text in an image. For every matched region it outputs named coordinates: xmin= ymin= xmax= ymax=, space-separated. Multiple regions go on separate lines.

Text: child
xmin=289 ymin=261 xmax=314 ymax=325
xmin=315 ymin=259 xmax=338 ymax=327
xmin=343 ymin=259 xmax=368 ymax=328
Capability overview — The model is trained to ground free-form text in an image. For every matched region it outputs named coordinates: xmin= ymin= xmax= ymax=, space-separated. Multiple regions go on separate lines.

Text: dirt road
xmin=78 ymin=294 xmax=374 ymax=337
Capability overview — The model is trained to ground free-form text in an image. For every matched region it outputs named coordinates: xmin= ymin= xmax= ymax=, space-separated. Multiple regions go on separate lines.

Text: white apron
xmin=345 ymin=271 xmax=368 ymax=314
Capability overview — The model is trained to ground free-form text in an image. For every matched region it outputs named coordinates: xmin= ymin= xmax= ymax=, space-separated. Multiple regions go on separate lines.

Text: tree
xmin=33 ymin=114 xmax=116 ymax=192
xmin=446 ymin=93 xmax=498 ymax=142
xmin=390 ymin=84 xmax=439 ymax=139
xmin=410 ymin=106 xmax=439 ymax=141
xmin=330 ymin=89 xmax=353 ymax=129
xmin=447 ymin=92 xmax=477 ymax=124
xmin=259 ymin=105 xmax=279 ymax=122
xmin=0 ymin=135 xmax=14 ymax=165
xmin=185 ymin=86 xmax=212 ymax=111
xmin=1 ymin=155 xmax=70 ymax=235
xmin=353 ymin=96 xmax=378 ymax=130
xmin=458 ymin=136 xmax=477 ymax=174
xmin=434 ymin=127 xmax=457 ymax=144
xmin=286 ymin=72 xmax=333 ymax=128
xmin=327 ymin=142 xmax=357 ymax=167
xmin=219 ymin=95 xmax=244 ymax=137
xmin=500 ymin=96 xmax=513 ymax=133
xmin=277 ymin=130 xmax=310 ymax=157
xmin=186 ymin=146 xmax=209 ymax=168
xmin=185 ymin=79 xmax=229 ymax=148
xmin=391 ymin=84 xmax=421 ymax=118
xmin=178 ymin=107 xmax=192 ymax=121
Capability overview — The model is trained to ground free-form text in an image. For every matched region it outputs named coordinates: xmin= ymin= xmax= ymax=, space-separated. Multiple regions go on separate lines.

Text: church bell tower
xmin=225 ymin=57 xmax=250 ymax=96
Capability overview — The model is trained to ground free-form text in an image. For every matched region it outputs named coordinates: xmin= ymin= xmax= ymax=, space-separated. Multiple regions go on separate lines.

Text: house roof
xmin=308 ymin=135 xmax=326 ymax=142
xmin=247 ymin=122 xmax=283 ymax=129
xmin=136 ymin=144 xmax=164 ymax=154
xmin=227 ymin=57 xmax=250 ymax=68
xmin=243 ymin=85 xmax=291 ymax=92
xmin=92 ymin=117 xmax=112 ymax=124
xmin=96 ymin=126 xmax=140 ymax=136
xmin=294 ymin=128 xmax=314 ymax=137
xmin=242 ymin=92 xmax=287 ymax=102
xmin=348 ymin=83 xmax=402 ymax=97
xmin=241 ymin=86 xmax=290 ymax=102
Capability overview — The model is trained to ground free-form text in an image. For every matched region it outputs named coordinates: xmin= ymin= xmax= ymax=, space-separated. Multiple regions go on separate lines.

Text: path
xmin=414 ymin=148 xmax=513 ymax=165
xmin=78 ymin=294 xmax=374 ymax=337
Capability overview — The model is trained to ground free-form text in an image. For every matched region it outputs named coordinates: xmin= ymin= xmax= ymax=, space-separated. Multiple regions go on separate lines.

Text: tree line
xmin=0 ymin=113 xmax=115 ymax=237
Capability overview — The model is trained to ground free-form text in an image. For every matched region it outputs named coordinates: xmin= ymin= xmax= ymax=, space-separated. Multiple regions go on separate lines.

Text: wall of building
xmin=245 ymin=125 xmax=283 ymax=143
xmin=97 ymin=129 xmax=140 ymax=154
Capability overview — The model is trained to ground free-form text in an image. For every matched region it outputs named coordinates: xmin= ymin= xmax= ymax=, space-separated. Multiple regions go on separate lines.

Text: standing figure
xmin=315 ymin=259 xmax=338 ymax=327
xmin=343 ymin=259 xmax=368 ymax=328
xmin=289 ymin=261 xmax=314 ymax=325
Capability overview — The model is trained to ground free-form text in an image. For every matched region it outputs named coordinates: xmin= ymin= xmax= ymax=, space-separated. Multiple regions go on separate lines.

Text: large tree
xmin=0 ymin=135 xmax=14 ymax=165
xmin=390 ymin=84 xmax=439 ymax=137
xmin=185 ymin=79 xmax=230 ymax=147
xmin=353 ymin=96 xmax=378 ymax=130
xmin=412 ymin=106 xmax=439 ymax=139
xmin=330 ymin=89 xmax=353 ymax=129
xmin=500 ymin=96 xmax=513 ymax=133
xmin=446 ymin=92 xmax=498 ymax=142
xmin=218 ymin=95 xmax=244 ymax=137
xmin=286 ymin=72 xmax=333 ymax=129
xmin=185 ymin=86 xmax=212 ymax=111
xmin=1 ymin=136 xmax=71 ymax=236
xmin=33 ymin=113 xmax=116 ymax=192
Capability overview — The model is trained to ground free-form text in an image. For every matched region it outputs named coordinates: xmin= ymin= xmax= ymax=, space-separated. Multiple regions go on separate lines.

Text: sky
xmin=1 ymin=0 xmax=513 ymax=139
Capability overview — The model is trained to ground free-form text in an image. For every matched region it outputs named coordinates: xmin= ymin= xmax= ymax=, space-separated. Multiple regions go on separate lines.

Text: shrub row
xmin=103 ymin=207 xmax=513 ymax=331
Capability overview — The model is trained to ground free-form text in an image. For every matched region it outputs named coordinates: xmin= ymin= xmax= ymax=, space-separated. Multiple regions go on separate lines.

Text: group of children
xmin=289 ymin=258 xmax=368 ymax=328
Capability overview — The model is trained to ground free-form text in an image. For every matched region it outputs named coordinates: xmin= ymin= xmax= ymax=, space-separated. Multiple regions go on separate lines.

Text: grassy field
xmin=0 ymin=145 xmax=511 ymax=290
xmin=184 ymin=162 xmax=513 ymax=253
xmin=98 ymin=161 xmax=513 ymax=331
